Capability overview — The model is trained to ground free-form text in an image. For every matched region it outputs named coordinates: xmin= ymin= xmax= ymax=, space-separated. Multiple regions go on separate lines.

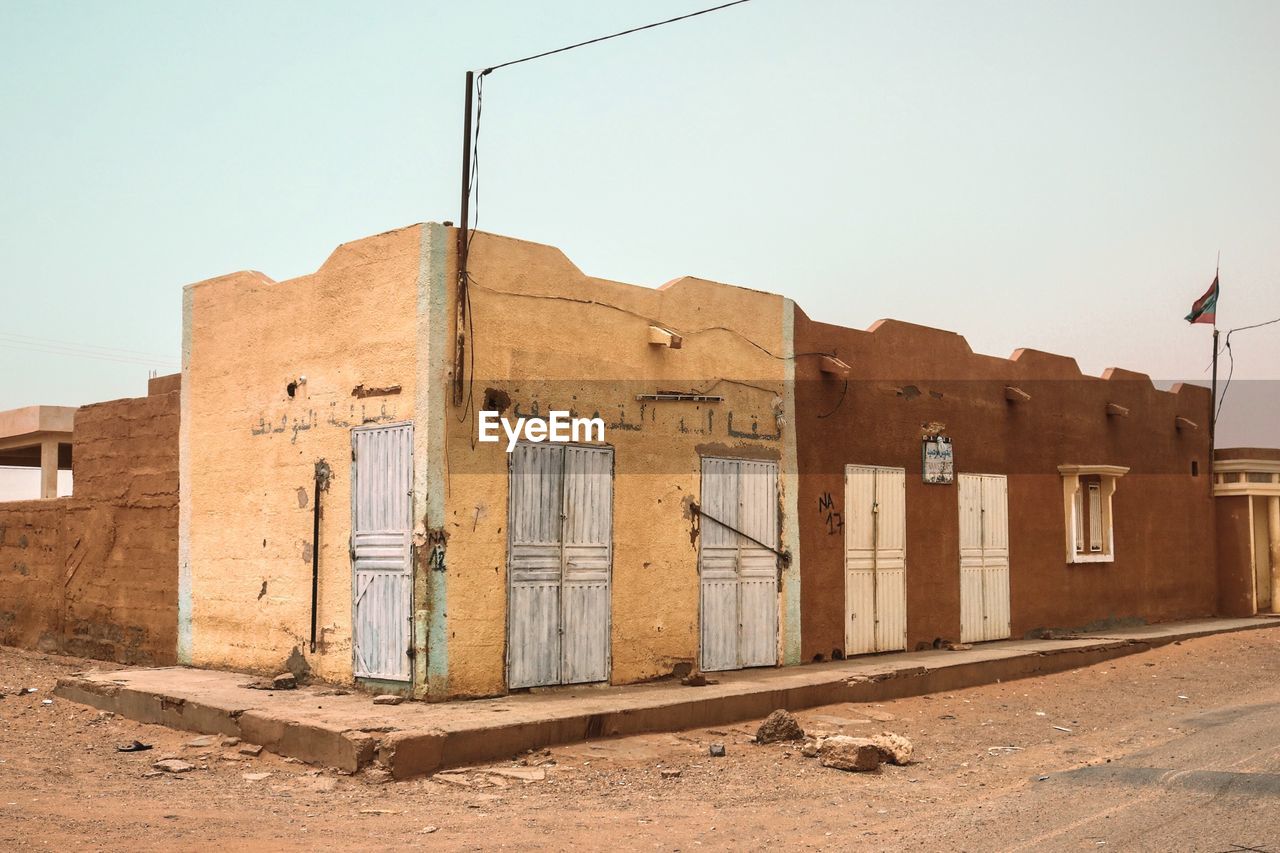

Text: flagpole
xmin=1210 ymin=327 xmax=1219 ymax=442
xmin=1210 ymin=252 xmax=1219 ymax=444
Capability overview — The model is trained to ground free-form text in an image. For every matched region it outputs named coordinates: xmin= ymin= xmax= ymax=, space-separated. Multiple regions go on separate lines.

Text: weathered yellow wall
xmin=437 ymin=231 xmax=791 ymax=697
xmin=182 ymin=225 xmax=420 ymax=681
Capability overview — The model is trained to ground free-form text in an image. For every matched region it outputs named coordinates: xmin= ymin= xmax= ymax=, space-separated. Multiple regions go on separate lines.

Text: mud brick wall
xmin=0 ymin=385 xmax=179 ymax=664
xmin=0 ymin=501 xmax=65 ymax=652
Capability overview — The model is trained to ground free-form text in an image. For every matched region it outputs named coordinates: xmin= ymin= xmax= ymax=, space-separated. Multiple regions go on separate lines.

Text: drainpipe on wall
xmin=311 ymin=460 xmax=332 ymax=654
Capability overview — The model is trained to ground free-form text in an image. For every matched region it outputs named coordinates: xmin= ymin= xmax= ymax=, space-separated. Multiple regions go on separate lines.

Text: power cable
xmin=0 ymin=339 xmax=177 ymax=369
xmin=480 ymin=0 xmax=754 ymax=75
xmin=0 ymin=330 xmax=176 ymax=365
xmin=1215 ymin=315 xmax=1280 ymax=424
xmin=456 ymin=1 xmax=757 ymax=428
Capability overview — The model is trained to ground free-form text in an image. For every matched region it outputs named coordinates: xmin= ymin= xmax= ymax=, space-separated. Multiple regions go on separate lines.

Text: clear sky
xmin=1 ymin=0 xmax=1276 ymax=445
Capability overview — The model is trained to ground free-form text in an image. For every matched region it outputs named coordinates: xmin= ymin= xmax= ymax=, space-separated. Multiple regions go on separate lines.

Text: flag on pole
xmin=1185 ymin=275 xmax=1219 ymax=325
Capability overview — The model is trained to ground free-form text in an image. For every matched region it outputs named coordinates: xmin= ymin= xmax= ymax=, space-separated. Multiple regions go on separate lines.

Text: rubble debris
xmin=518 ymin=748 xmax=555 ymax=767
xmin=271 ymin=673 xmax=297 ymax=690
xmin=681 ymin=672 xmax=707 ymax=687
xmin=363 ymin=767 xmax=394 ymax=784
xmin=186 ymin=736 xmax=217 ymax=748
xmin=221 ymin=736 xmax=241 ymax=747
xmin=238 ymin=744 xmax=264 ymax=757
xmin=817 ymin=736 xmax=882 ymax=772
xmin=153 ymin=759 xmax=196 ymax=774
xmin=242 ymin=772 xmax=272 ymax=782
xmin=373 ymin=695 xmax=404 ymax=706
xmin=117 ymin=740 xmax=153 ymax=753
xmin=709 ymin=743 xmax=726 ymax=757
xmin=18 ymin=687 xmax=36 ymax=695
xmin=660 ymin=768 xmax=682 ymax=779
xmin=756 ymin=709 xmax=805 ymax=744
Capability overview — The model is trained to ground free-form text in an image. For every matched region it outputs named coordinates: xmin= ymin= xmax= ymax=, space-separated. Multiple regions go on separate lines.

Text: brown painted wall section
xmin=794 ymin=313 xmax=1215 ymax=659
xmin=0 ymin=386 xmax=179 ymax=664
xmin=1214 ymin=495 xmax=1254 ymax=617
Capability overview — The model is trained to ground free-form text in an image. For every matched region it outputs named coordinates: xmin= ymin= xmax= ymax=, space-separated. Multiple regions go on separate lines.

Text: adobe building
xmin=179 ymin=224 xmax=797 ymax=697
xmin=176 ymin=222 xmax=1222 ymax=699
xmin=793 ymin=313 xmax=1215 ymax=661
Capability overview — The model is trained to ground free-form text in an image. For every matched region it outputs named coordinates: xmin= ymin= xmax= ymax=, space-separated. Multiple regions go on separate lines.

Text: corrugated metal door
xmin=698 ymin=458 xmax=740 ymax=672
xmin=958 ymin=473 xmax=1010 ymax=642
xmin=351 ymin=423 xmax=413 ymax=682
xmin=508 ymin=444 xmax=564 ymax=688
xmin=508 ymin=444 xmax=612 ymax=688
xmin=560 ymin=446 xmax=612 ymax=684
xmin=699 ymin=457 xmax=779 ymax=672
xmin=737 ymin=460 xmax=779 ymax=668
xmin=844 ymin=465 xmax=907 ymax=655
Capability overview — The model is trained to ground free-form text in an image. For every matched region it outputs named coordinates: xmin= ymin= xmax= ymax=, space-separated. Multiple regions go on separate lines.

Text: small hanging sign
xmin=922 ymin=435 xmax=954 ymax=484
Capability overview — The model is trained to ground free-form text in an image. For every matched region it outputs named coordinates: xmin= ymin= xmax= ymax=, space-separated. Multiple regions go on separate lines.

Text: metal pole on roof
xmin=454 ymin=70 xmax=474 ymax=407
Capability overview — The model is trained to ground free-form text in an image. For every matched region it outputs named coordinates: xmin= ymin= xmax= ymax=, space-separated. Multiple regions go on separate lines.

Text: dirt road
xmin=3 ymin=627 xmax=1279 ymax=850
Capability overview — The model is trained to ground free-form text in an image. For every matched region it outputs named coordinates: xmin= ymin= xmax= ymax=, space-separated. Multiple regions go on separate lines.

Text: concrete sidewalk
xmin=54 ymin=616 xmax=1280 ymax=779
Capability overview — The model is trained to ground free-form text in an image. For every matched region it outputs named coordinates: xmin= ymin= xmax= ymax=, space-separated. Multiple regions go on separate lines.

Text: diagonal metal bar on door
xmin=693 ymin=503 xmax=791 ymax=566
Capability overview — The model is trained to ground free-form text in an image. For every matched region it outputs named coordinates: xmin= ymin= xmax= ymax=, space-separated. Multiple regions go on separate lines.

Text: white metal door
xmin=351 ymin=423 xmax=413 ymax=681
xmin=699 ymin=457 xmax=779 ymax=672
xmin=958 ymin=473 xmax=1010 ymax=643
xmin=844 ymin=465 xmax=907 ymax=655
xmin=508 ymin=444 xmax=612 ymax=688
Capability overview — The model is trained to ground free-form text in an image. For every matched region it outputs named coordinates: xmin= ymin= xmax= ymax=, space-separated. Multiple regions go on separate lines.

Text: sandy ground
xmin=3 ymin=627 xmax=1280 ymax=851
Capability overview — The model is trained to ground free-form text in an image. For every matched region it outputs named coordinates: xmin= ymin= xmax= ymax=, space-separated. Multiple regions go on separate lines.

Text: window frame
xmin=1058 ymin=464 xmax=1128 ymax=564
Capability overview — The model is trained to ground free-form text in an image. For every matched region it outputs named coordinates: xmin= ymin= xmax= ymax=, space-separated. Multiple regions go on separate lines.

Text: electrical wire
xmin=464 ymin=276 xmax=832 ymax=362
xmin=456 ymin=1 xmax=757 ymax=429
xmin=479 ymin=0 xmax=754 ymax=75
xmin=0 ymin=334 xmax=177 ymax=369
xmin=1214 ymin=315 xmax=1280 ymax=424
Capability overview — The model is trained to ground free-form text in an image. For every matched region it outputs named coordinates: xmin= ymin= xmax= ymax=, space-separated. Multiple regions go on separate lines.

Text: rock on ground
xmin=756 ymin=709 xmax=805 ymax=744
xmin=816 ymin=736 xmax=882 ymax=772
xmin=152 ymin=759 xmax=196 ymax=774
xmin=871 ymin=733 xmax=914 ymax=765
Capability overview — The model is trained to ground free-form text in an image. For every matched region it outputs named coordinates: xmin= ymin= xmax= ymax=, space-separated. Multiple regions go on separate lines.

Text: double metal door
xmin=959 ymin=473 xmax=1010 ymax=642
xmin=844 ymin=465 xmax=907 ymax=655
xmin=507 ymin=444 xmax=613 ymax=688
xmin=699 ymin=457 xmax=779 ymax=672
xmin=351 ymin=423 xmax=413 ymax=682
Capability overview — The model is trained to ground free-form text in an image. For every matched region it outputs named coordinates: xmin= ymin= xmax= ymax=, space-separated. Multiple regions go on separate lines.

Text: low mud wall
xmin=0 ymin=386 xmax=178 ymax=664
